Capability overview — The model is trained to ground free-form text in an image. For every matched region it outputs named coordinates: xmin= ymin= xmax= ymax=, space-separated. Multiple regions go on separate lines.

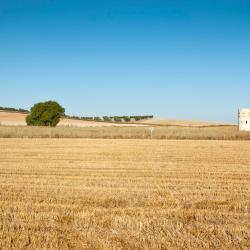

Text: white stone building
xmin=239 ymin=109 xmax=250 ymax=131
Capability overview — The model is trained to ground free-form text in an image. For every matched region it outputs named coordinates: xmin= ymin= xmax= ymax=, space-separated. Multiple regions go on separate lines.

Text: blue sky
xmin=0 ymin=0 xmax=250 ymax=123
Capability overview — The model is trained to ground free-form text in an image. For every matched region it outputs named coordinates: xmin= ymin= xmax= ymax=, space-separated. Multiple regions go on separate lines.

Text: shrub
xmin=26 ymin=101 xmax=65 ymax=127
xmin=103 ymin=116 xmax=112 ymax=122
xmin=123 ymin=116 xmax=131 ymax=122
xmin=130 ymin=115 xmax=153 ymax=121
xmin=94 ymin=117 xmax=102 ymax=121
xmin=114 ymin=117 xmax=122 ymax=122
xmin=0 ymin=106 xmax=29 ymax=113
xmin=81 ymin=117 xmax=94 ymax=121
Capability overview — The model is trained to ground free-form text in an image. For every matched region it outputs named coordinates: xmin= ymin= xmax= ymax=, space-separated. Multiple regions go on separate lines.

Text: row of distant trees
xmin=1 ymin=102 xmax=153 ymax=127
xmin=64 ymin=115 xmax=154 ymax=122
xmin=0 ymin=106 xmax=29 ymax=113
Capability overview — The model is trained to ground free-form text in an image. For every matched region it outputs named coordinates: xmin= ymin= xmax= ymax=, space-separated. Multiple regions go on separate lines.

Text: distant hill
xmin=0 ymin=107 xmax=231 ymax=128
xmin=135 ymin=118 xmax=231 ymax=127
xmin=0 ymin=106 xmax=29 ymax=113
xmin=0 ymin=111 xmax=147 ymax=127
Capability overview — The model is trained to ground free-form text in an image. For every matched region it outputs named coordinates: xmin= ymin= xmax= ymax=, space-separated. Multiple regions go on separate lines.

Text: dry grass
xmin=136 ymin=118 xmax=228 ymax=127
xmin=0 ymin=124 xmax=250 ymax=140
xmin=0 ymin=138 xmax=250 ymax=249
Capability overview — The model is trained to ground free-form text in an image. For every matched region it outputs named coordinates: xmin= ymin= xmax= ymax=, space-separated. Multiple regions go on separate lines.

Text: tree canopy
xmin=26 ymin=101 xmax=65 ymax=127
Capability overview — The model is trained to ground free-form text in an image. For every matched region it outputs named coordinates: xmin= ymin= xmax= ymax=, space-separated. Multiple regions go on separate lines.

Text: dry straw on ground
xmin=0 ymin=124 xmax=250 ymax=140
xmin=0 ymin=139 xmax=250 ymax=249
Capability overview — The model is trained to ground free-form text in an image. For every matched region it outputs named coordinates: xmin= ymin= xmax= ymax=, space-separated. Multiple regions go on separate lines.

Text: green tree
xmin=94 ymin=116 xmax=101 ymax=121
xmin=123 ymin=116 xmax=131 ymax=122
xmin=26 ymin=101 xmax=65 ymax=127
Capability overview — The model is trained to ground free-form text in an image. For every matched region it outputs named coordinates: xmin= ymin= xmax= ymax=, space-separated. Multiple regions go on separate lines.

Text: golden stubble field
xmin=0 ymin=139 xmax=250 ymax=249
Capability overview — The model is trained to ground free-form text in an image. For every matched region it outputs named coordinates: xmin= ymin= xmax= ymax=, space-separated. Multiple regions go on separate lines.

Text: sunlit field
xmin=1 ymin=124 xmax=250 ymax=140
xmin=0 ymin=139 xmax=250 ymax=249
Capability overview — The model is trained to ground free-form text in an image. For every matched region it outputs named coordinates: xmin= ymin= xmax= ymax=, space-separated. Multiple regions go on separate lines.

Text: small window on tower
xmin=246 ymin=120 xmax=248 ymax=124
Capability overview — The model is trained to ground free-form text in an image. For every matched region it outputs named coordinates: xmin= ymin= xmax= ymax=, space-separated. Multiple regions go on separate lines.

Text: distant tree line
xmin=64 ymin=115 xmax=154 ymax=123
xmin=0 ymin=103 xmax=153 ymax=124
xmin=0 ymin=106 xmax=29 ymax=113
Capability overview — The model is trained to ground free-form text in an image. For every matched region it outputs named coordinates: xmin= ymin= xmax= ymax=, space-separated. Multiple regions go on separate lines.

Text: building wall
xmin=239 ymin=109 xmax=250 ymax=131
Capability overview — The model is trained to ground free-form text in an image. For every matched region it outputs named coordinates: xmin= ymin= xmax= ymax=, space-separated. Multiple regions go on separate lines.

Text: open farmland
xmin=0 ymin=111 xmax=147 ymax=127
xmin=0 ymin=139 xmax=250 ymax=249
xmin=1 ymin=124 xmax=250 ymax=140
xmin=0 ymin=111 xmax=227 ymax=128
xmin=136 ymin=118 xmax=229 ymax=127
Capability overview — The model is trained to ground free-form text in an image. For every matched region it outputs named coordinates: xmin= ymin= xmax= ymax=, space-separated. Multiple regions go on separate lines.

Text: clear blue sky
xmin=1 ymin=0 xmax=250 ymax=123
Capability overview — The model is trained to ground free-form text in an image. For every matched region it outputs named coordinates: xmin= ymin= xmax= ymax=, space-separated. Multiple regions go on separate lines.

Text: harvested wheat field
xmin=2 ymin=124 xmax=250 ymax=140
xmin=0 ymin=139 xmax=250 ymax=249
xmin=136 ymin=118 xmax=228 ymax=127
